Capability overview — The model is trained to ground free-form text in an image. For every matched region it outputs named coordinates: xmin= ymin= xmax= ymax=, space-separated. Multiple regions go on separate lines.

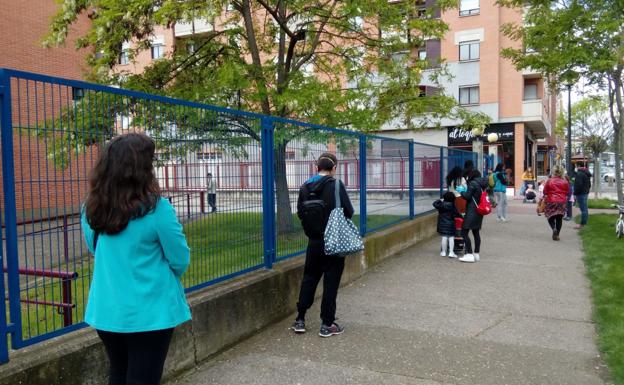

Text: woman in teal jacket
xmin=82 ymin=133 xmax=190 ymax=385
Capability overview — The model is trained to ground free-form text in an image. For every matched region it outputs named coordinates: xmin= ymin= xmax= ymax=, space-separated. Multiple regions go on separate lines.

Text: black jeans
xmin=296 ymin=238 xmax=345 ymax=326
xmin=548 ymin=214 xmax=563 ymax=233
xmin=97 ymin=328 xmax=174 ymax=385
xmin=461 ymin=228 xmax=481 ymax=254
xmin=207 ymin=193 xmax=217 ymax=212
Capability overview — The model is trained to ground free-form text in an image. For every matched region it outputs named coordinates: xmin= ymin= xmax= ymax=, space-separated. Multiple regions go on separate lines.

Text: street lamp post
xmin=566 ymin=83 xmax=573 ymax=177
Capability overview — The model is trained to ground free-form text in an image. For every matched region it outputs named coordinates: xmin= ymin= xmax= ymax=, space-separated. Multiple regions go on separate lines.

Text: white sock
xmin=441 ymin=236 xmax=448 ymax=255
xmin=448 ymin=237 xmax=455 ymax=254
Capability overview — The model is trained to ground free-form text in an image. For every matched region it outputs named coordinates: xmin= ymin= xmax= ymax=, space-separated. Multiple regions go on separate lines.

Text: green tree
xmin=560 ymin=96 xmax=612 ymax=197
xmin=499 ymin=0 xmax=624 ymax=204
xmin=46 ymin=0 xmax=489 ymax=233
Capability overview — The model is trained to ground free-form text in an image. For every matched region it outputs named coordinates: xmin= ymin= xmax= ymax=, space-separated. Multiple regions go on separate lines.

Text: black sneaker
xmin=319 ymin=323 xmax=344 ymax=338
xmin=291 ymin=319 xmax=306 ymax=333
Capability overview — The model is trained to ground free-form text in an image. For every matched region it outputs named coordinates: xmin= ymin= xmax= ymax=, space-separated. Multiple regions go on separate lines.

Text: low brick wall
xmin=0 ymin=212 xmax=436 ymax=385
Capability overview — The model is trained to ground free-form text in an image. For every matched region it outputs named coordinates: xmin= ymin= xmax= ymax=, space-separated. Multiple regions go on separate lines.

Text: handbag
xmin=324 ymin=179 xmax=364 ymax=257
xmin=537 ymin=199 xmax=546 ymax=215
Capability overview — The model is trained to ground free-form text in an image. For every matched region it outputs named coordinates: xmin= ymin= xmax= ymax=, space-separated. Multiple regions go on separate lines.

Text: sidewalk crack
xmin=473 ymin=312 xmax=512 ymax=338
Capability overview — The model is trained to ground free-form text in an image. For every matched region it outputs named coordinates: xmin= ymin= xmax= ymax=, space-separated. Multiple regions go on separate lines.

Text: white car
xmin=602 ymin=169 xmax=624 ymax=182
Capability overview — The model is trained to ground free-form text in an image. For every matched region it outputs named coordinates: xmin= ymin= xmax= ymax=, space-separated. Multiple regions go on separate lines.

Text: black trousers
xmin=461 ymin=228 xmax=481 ymax=254
xmin=97 ymin=328 xmax=174 ymax=385
xmin=548 ymin=215 xmax=563 ymax=233
xmin=207 ymin=193 xmax=217 ymax=212
xmin=296 ymin=239 xmax=345 ymax=326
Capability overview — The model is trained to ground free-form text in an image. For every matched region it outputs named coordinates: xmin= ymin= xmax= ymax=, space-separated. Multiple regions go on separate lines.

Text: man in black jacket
xmin=292 ymin=152 xmax=354 ymax=338
xmin=573 ymin=161 xmax=592 ymax=229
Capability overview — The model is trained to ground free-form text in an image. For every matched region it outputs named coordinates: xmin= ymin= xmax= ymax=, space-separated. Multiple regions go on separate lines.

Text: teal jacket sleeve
xmin=155 ymin=198 xmax=191 ymax=278
xmin=81 ymin=208 xmax=96 ymax=254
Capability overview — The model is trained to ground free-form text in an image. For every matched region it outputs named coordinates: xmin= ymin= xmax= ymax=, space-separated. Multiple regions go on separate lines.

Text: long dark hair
xmin=85 ymin=133 xmax=161 ymax=234
xmin=494 ymin=163 xmax=504 ymax=173
xmin=446 ymin=166 xmax=463 ymax=187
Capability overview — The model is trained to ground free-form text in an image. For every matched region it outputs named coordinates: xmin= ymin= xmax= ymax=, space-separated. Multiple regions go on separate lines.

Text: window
xmin=418 ymin=49 xmax=427 ymax=60
xmin=188 ymin=42 xmax=196 ymax=54
xmin=459 ymin=86 xmax=479 ymax=105
xmin=459 ymin=0 xmax=479 ymax=16
xmin=418 ymin=86 xmax=427 ymax=97
xmin=119 ymin=50 xmax=129 ymax=65
xmin=524 ymin=83 xmax=538 ymax=100
xmin=197 ymin=152 xmax=222 ymax=161
xmin=71 ymin=87 xmax=84 ymax=102
xmin=459 ymin=41 xmax=479 ymax=61
xmin=151 ymin=44 xmax=165 ymax=59
xmin=416 ymin=7 xmax=427 ymax=18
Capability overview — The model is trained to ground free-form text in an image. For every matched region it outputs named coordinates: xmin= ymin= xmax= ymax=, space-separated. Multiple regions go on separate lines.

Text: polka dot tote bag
xmin=324 ymin=180 xmax=364 ymax=257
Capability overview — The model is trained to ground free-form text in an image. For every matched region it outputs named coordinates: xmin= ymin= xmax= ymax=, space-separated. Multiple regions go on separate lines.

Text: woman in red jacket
xmin=542 ymin=165 xmax=570 ymax=241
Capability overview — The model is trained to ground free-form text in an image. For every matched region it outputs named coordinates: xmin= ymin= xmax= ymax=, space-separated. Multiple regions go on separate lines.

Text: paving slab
xmin=169 ymin=200 xmax=609 ymax=385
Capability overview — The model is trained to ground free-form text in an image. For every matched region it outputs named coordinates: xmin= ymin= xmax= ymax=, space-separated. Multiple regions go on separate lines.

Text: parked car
xmin=602 ymin=168 xmax=624 ymax=182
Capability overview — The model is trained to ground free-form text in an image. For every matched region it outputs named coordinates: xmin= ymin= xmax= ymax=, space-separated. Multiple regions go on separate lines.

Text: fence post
xmin=261 ymin=117 xmax=276 ymax=269
xmin=439 ymin=147 xmax=445 ymax=198
xmin=408 ymin=141 xmax=414 ymax=219
xmin=359 ymin=135 xmax=367 ymax=236
xmin=0 ymin=69 xmax=21 ymax=360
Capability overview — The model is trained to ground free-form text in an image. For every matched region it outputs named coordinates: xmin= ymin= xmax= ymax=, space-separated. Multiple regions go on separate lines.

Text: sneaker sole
xmin=293 ymin=329 xmax=306 ymax=333
xmin=319 ymin=329 xmax=344 ymax=338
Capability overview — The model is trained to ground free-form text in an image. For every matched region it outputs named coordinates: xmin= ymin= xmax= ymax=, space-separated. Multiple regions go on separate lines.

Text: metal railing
xmin=0 ymin=68 xmax=476 ymax=363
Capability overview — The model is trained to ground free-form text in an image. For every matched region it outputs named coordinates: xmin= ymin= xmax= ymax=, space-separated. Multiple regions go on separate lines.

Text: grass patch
xmin=580 ymin=214 xmax=624 ymax=384
xmin=589 ymin=198 xmax=619 ymax=209
xmin=16 ymin=212 xmax=403 ymax=340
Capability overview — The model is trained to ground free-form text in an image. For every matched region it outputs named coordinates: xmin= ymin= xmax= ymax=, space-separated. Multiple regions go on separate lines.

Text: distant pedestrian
xmin=462 ymin=159 xmax=474 ymax=180
xmin=543 ymin=165 xmax=570 ymax=241
xmin=82 ymin=133 xmax=191 ymax=385
xmin=293 ymin=153 xmax=354 ymax=338
xmin=459 ymin=170 xmax=489 ymax=263
xmin=433 ymin=192 xmax=461 ymax=259
xmin=520 ymin=167 xmax=535 ymax=195
xmin=206 ymin=172 xmax=217 ymax=213
xmin=446 ymin=166 xmax=467 ymax=213
xmin=493 ymin=163 xmax=509 ymax=221
xmin=573 ymin=161 xmax=591 ymax=229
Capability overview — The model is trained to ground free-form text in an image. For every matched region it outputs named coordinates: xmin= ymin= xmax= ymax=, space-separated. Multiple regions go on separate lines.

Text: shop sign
xmin=447 ymin=123 xmax=515 ymax=146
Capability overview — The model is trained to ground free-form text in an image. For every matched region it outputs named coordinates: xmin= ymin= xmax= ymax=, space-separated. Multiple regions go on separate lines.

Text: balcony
xmin=522 ymin=98 xmax=551 ymax=138
xmin=522 ymin=67 xmax=541 ymax=78
xmin=174 ymin=18 xmax=213 ymax=37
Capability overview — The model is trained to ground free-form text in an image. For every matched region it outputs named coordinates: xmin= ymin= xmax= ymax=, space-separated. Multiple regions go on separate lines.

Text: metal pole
xmin=261 ymin=117 xmax=276 ymax=269
xmin=408 ymin=142 xmax=414 ymax=219
xmin=359 ymin=135 xmax=367 ymax=236
xmin=0 ymin=69 xmax=21 ymax=356
xmin=567 ymin=84 xmax=572 ymax=176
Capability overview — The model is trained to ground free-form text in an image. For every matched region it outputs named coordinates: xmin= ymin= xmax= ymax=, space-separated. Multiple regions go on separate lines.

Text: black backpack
xmin=298 ymin=185 xmax=327 ymax=238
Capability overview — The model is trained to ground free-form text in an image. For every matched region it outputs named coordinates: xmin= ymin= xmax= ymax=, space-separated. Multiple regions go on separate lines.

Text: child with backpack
xmin=433 ymin=192 xmax=461 ymax=258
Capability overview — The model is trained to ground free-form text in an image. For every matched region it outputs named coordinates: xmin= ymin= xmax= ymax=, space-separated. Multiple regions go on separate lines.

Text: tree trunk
xmin=613 ymin=74 xmax=624 ymax=204
xmin=275 ymin=141 xmax=295 ymax=234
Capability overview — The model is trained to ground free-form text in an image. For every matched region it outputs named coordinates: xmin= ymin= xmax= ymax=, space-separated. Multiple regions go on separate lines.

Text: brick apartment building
xmin=377 ymin=0 xmax=559 ymax=191
xmin=0 ymin=1 xmax=96 ymax=219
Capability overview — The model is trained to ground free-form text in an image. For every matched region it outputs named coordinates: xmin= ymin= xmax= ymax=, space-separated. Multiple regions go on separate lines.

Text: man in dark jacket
xmin=292 ymin=152 xmax=354 ymax=338
xmin=573 ymin=161 xmax=592 ymax=229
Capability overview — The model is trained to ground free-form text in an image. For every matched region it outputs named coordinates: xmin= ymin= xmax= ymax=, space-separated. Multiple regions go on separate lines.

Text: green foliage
xmin=45 ymin=0 xmax=487 ymax=136
xmin=580 ymin=214 xmax=624 ymax=384
xmin=498 ymin=0 xmax=624 ymax=203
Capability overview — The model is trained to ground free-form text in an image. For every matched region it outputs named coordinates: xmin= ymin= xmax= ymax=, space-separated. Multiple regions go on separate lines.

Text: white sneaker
xmin=458 ymin=254 xmax=475 ymax=263
xmin=496 ymin=217 xmax=502 ymax=221
xmin=440 ymin=251 xmax=446 ymax=257
xmin=448 ymin=253 xmax=458 ymax=259
xmin=501 ymin=217 xmax=508 ymax=222
xmin=473 ymin=253 xmax=480 ymax=262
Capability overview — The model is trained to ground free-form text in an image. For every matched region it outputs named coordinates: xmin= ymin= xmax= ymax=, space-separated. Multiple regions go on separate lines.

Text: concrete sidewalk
xmin=170 ymin=200 xmax=609 ymax=385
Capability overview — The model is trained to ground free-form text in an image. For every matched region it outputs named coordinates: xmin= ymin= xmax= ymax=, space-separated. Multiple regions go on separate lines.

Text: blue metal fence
xmin=0 ymin=68 xmax=476 ymax=363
